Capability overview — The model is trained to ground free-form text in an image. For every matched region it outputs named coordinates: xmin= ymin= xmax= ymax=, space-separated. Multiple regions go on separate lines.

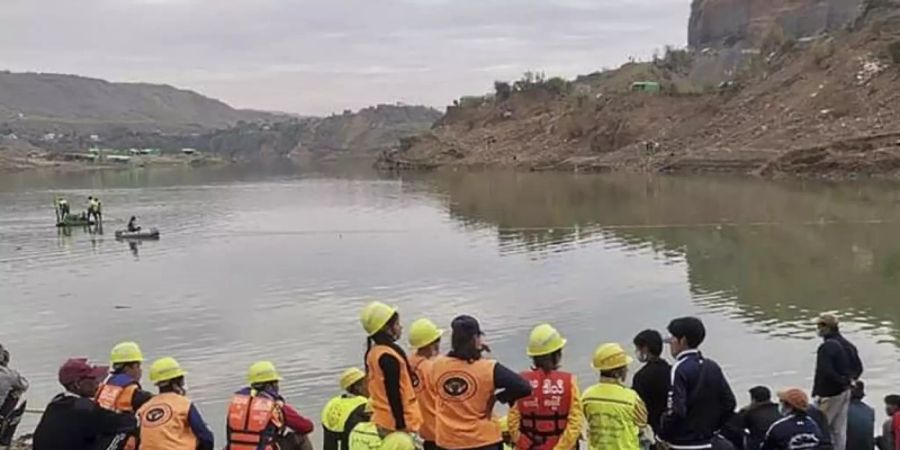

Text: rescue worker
xmin=432 ymin=315 xmax=532 ymax=450
xmin=136 ymin=357 xmax=215 ymax=450
xmin=761 ymin=388 xmax=826 ymax=450
xmin=323 ymin=368 xmax=370 ymax=450
xmin=349 ymin=404 xmax=382 ymax=450
xmin=360 ymin=301 xmax=421 ymax=435
xmin=57 ymin=198 xmax=70 ymax=220
xmin=226 ymin=361 xmax=315 ymax=450
xmin=582 ymin=343 xmax=648 ymax=450
xmin=408 ymin=318 xmax=444 ymax=450
xmin=95 ymin=341 xmax=153 ymax=450
xmin=509 ymin=324 xmax=583 ymax=450
xmin=87 ymin=196 xmax=102 ymax=222
xmin=128 ymin=216 xmax=141 ymax=233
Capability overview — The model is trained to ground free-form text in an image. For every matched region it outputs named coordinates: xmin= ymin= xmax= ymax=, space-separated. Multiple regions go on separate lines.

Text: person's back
xmin=349 ymin=421 xmax=383 ymax=450
xmin=744 ymin=402 xmax=781 ymax=450
xmin=0 ymin=345 xmax=28 ymax=410
xmin=322 ymin=368 xmax=369 ymax=450
xmin=847 ymin=382 xmax=874 ymax=450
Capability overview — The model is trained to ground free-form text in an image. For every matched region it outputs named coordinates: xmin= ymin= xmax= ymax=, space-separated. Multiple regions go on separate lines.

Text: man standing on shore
xmin=812 ymin=313 xmax=863 ymax=450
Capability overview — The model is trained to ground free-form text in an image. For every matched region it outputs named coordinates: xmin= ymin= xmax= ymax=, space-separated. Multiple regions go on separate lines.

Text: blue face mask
xmin=779 ymin=405 xmax=790 ymax=416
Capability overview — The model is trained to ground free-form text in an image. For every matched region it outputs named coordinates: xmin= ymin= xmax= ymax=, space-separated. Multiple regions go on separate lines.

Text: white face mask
xmin=636 ymin=351 xmax=649 ymax=363
xmin=778 ymin=405 xmax=789 ymax=416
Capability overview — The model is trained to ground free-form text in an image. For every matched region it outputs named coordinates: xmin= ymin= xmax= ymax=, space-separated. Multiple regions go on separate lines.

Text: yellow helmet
xmin=498 ymin=415 xmax=509 ymax=433
xmin=110 ymin=341 xmax=144 ymax=365
xmin=592 ymin=343 xmax=633 ymax=371
xmin=527 ymin=323 xmax=567 ymax=357
xmin=408 ymin=318 xmax=444 ymax=349
xmin=248 ymin=361 xmax=283 ymax=385
xmin=340 ymin=367 xmax=367 ymax=391
xmin=360 ymin=301 xmax=398 ymax=336
xmin=149 ymin=357 xmax=187 ymax=384
xmin=381 ymin=432 xmax=415 ymax=450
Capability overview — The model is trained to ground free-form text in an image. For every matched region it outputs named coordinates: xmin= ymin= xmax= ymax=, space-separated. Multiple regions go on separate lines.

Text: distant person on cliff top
xmin=813 ymin=314 xmax=862 ymax=450
xmin=33 ymin=358 xmax=137 ymax=450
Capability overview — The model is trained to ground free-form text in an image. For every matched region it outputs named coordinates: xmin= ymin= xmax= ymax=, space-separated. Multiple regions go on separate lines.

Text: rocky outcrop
xmin=688 ymin=0 xmax=865 ymax=48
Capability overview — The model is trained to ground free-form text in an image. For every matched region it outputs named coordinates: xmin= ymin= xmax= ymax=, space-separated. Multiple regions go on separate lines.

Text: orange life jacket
xmin=136 ymin=392 xmax=198 ymax=450
xmin=226 ymin=390 xmax=286 ymax=450
xmin=410 ymin=354 xmax=438 ymax=442
xmin=432 ymin=356 xmax=500 ymax=450
xmin=366 ymin=345 xmax=422 ymax=432
xmin=95 ymin=379 xmax=141 ymax=450
xmin=515 ymin=370 xmax=574 ymax=450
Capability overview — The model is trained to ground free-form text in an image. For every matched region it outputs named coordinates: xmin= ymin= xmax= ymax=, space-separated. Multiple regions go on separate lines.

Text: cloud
xmin=0 ymin=0 xmax=689 ymax=115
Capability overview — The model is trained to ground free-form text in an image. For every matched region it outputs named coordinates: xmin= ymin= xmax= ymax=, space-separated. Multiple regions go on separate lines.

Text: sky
xmin=0 ymin=0 xmax=689 ymax=116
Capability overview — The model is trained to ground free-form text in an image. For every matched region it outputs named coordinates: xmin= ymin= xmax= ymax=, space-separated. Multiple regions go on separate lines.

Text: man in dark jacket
xmin=847 ymin=381 xmax=875 ymax=450
xmin=659 ymin=316 xmax=737 ymax=450
xmin=33 ymin=358 xmax=137 ymax=450
xmin=762 ymin=388 xmax=827 ymax=450
xmin=632 ymin=329 xmax=671 ymax=439
xmin=813 ymin=314 xmax=860 ymax=450
xmin=736 ymin=386 xmax=782 ymax=450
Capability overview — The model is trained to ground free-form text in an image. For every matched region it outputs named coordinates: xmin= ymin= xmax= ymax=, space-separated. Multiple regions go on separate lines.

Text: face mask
xmin=778 ymin=405 xmax=789 ymax=416
xmin=637 ymin=351 xmax=649 ymax=363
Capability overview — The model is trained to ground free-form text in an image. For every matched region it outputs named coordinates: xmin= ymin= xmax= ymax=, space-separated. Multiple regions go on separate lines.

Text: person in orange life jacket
xmin=360 ymin=302 xmax=422 ymax=435
xmin=137 ymin=357 xmax=214 ymax=450
xmin=226 ymin=361 xmax=315 ymax=450
xmin=432 ymin=315 xmax=532 ymax=450
xmin=408 ymin=318 xmax=445 ymax=450
xmin=96 ymin=342 xmax=154 ymax=414
xmin=509 ymin=324 xmax=583 ymax=450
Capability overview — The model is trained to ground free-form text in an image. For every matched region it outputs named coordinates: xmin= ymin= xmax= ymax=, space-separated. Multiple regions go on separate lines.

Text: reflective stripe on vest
xmin=516 ymin=370 xmax=574 ymax=450
xmin=409 ymin=355 xmax=438 ymax=442
xmin=366 ymin=345 xmax=422 ymax=432
xmin=96 ymin=382 xmax=139 ymax=412
xmin=432 ymin=356 xmax=500 ymax=450
xmin=349 ymin=422 xmax=383 ymax=450
xmin=322 ymin=395 xmax=368 ymax=433
xmin=226 ymin=392 xmax=285 ymax=450
xmin=136 ymin=392 xmax=198 ymax=450
xmin=582 ymin=382 xmax=641 ymax=450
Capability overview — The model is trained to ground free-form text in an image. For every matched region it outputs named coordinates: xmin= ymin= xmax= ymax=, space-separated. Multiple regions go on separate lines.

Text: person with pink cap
xmin=33 ymin=358 xmax=138 ymax=450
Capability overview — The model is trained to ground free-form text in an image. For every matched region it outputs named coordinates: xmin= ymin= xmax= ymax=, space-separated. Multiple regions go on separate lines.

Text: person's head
xmin=777 ymin=388 xmax=810 ymax=415
xmin=593 ymin=343 xmax=632 ymax=382
xmin=130 ymin=216 xmax=136 ymax=221
xmin=409 ymin=318 xmax=445 ymax=358
xmin=248 ymin=361 xmax=282 ymax=394
xmin=340 ymin=367 xmax=368 ymax=397
xmin=528 ymin=324 xmax=567 ymax=372
xmin=450 ymin=315 xmax=486 ymax=362
xmin=666 ymin=317 xmax=706 ymax=358
xmin=59 ymin=358 xmax=108 ymax=398
xmin=749 ymin=386 xmax=772 ymax=406
xmin=88 ymin=196 xmax=93 ymax=201
xmin=109 ymin=341 xmax=144 ymax=380
xmin=361 ymin=302 xmax=402 ymax=343
xmin=633 ymin=329 xmax=663 ymax=363
xmin=815 ymin=314 xmax=839 ymax=338
xmin=852 ymin=381 xmax=866 ymax=401
xmin=149 ymin=357 xmax=187 ymax=395
xmin=884 ymin=395 xmax=900 ymax=417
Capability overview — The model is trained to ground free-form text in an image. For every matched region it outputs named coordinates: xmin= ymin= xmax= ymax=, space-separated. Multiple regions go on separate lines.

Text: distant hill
xmin=0 ymin=71 xmax=276 ymax=132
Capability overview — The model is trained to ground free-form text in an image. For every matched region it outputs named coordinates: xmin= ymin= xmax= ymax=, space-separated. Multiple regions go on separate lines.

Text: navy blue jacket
xmin=812 ymin=334 xmax=852 ymax=398
xmin=659 ymin=350 xmax=737 ymax=449
xmin=761 ymin=413 xmax=826 ymax=450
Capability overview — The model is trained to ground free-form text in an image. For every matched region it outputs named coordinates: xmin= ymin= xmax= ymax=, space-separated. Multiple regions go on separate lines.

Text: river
xmin=2 ymin=165 xmax=899 ymax=437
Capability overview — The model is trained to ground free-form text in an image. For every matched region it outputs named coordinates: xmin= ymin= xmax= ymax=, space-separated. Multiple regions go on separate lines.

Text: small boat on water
xmin=115 ymin=228 xmax=160 ymax=240
xmin=56 ymin=216 xmax=96 ymax=227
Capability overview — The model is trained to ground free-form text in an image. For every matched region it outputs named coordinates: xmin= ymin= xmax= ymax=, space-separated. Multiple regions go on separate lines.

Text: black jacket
xmin=659 ymin=350 xmax=737 ymax=449
xmin=33 ymin=392 xmax=137 ymax=450
xmin=812 ymin=333 xmax=853 ymax=398
xmin=739 ymin=402 xmax=782 ymax=450
xmin=632 ymin=358 xmax=671 ymax=434
xmin=833 ymin=333 xmax=863 ymax=380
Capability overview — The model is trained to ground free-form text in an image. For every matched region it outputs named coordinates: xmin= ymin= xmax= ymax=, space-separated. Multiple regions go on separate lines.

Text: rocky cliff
xmin=688 ymin=0 xmax=865 ymax=48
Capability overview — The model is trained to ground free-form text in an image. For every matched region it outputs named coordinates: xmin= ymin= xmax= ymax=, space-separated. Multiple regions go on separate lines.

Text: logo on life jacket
xmin=440 ymin=372 xmax=476 ymax=401
xmin=142 ymin=404 xmax=173 ymax=427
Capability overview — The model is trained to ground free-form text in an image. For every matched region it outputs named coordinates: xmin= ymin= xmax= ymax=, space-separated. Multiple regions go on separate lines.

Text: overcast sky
xmin=1 ymin=0 xmax=689 ymax=116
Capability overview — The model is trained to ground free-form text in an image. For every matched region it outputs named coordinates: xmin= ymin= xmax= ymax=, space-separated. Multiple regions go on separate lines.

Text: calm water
xmin=2 ymin=166 xmax=900 ymax=436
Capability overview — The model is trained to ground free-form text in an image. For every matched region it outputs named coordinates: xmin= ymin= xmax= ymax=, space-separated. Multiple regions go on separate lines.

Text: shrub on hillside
xmin=494 ymin=81 xmax=512 ymax=101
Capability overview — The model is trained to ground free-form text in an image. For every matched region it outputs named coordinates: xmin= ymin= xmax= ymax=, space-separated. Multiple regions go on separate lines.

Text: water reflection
xmin=423 ymin=171 xmax=900 ymax=341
